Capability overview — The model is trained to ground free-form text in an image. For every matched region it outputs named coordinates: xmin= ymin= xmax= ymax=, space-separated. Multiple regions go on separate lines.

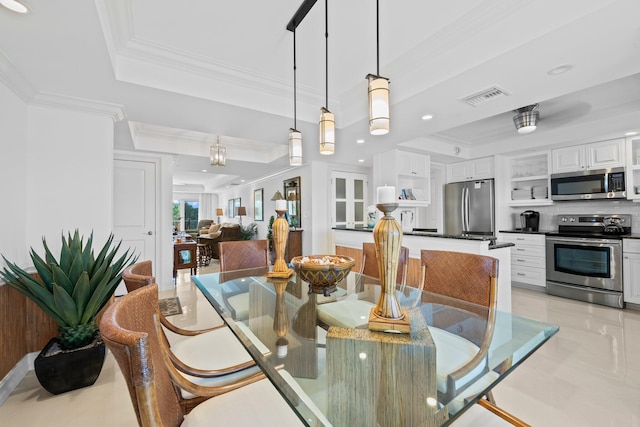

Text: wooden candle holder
xmin=267 ymin=209 xmax=294 ymax=278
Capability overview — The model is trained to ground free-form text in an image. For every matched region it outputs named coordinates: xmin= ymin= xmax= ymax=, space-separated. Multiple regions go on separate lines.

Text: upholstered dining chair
xmin=100 ymin=284 xmax=305 ymax=426
xmin=316 ymin=242 xmax=410 ymax=329
xmin=122 ymin=260 xmax=263 ymax=413
xmin=420 ymin=250 xmax=529 ymax=426
xmin=218 ymin=240 xmax=269 ymax=320
xmin=122 ymin=260 xmax=225 ymax=333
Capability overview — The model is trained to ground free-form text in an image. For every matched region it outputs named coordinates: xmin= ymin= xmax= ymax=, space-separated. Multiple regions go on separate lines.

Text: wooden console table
xmin=173 ymin=241 xmax=197 ymax=281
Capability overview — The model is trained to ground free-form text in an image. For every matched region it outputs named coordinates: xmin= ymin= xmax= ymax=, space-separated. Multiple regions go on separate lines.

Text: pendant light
xmin=289 ymin=29 xmax=303 ymax=166
xmin=367 ymin=0 xmax=390 ymax=135
xmin=319 ymin=0 xmax=335 ymax=155
xmin=210 ymin=135 xmax=226 ymax=167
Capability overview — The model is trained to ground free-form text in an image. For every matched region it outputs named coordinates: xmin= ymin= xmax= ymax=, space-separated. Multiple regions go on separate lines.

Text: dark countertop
xmin=499 ymin=229 xmax=549 ymax=235
xmin=624 ymin=234 xmax=640 ymax=239
xmin=333 ymin=227 xmax=498 ymax=242
xmin=489 ymin=242 xmax=515 ymax=250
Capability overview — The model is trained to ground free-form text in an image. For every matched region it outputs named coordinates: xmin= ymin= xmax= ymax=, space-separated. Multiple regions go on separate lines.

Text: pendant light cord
xmin=293 ymin=29 xmax=297 ymax=129
xmin=325 ymin=0 xmax=328 ymax=109
xmin=376 ymin=0 xmax=379 ymax=76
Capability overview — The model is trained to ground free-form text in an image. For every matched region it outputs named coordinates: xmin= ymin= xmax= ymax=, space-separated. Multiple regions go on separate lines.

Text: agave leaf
xmin=88 ymin=261 xmax=108 ymax=294
xmin=67 ymin=251 xmax=85 ymax=289
xmin=0 ymin=262 xmax=66 ymax=325
xmin=80 ymin=271 xmax=113 ymax=324
xmin=59 ymin=234 xmax=73 ymax=272
xmin=42 ymin=237 xmax=59 ymax=267
xmin=72 ymin=272 xmax=91 ymax=320
xmin=82 ymin=233 xmax=94 ymax=272
xmin=92 ymin=234 xmax=115 ymax=274
xmin=29 ymin=250 xmax=54 ymax=291
xmin=51 ymin=265 xmax=74 ymax=296
xmin=53 ymin=283 xmax=79 ymax=326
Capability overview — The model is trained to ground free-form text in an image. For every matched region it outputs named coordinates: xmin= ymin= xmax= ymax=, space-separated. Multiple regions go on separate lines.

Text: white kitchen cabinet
xmin=625 ymin=135 xmax=640 ymax=201
xmin=623 ymin=239 xmax=640 ymax=304
xmin=506 ymin=151 xmax=552 ymax=206
xmin=552 ymin=139 xmax=625 ymax=173
xmin=500 ymin=233 xmax=546 ymax=289
xmin=398 ymin=151 xmax=428 ymax=177
xmin=446 ymin=157 xmax=494 ymax=182
xmin=374 ymin=149 xmax=430 ymax=206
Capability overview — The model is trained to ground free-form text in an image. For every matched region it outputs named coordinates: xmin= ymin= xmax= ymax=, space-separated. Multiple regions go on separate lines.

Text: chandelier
xmin=210 ymin=135 xmax=226 ymax=167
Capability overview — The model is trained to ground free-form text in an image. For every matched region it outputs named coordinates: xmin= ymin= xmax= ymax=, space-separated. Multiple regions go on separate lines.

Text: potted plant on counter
xmin=0 ymin=230 xmax=136 ymax=394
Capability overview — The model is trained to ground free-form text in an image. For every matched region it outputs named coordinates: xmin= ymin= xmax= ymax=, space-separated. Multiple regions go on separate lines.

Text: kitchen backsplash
xmin=508 ymin=200 xmax=640 ymax=232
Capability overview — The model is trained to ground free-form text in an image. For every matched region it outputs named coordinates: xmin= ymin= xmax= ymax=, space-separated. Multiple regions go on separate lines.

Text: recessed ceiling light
xmin=0 ymin=0 xmax=28 ymax=13
xmin=358 ymin=159 xmax=364 ymax=163
xmin=356 ymin=139 xmax=365 ymax=144
xmin=241 ymin=179 xmax=245 ymax=182
xmin=625 ymin=131 xmax=638 ymax=136
xmin=547 ymin=64 xmax=573 ymax=75
xmin=201 ymin=169 xmax=207 ymax=173
xmin=421 ymin=114 xmax=433 ymax=121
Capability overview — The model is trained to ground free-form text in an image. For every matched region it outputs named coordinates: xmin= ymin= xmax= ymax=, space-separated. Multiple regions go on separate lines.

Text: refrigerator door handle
xmin=464 ymin=187 xmax=470 ymax=232
xmin=460 ymin=188 xmax=466 ymax=232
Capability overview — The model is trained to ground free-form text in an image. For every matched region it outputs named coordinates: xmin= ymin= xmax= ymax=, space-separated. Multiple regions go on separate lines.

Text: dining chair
xmin=360 ymin=242 xmax=410 ymax=290
xmin=316 ymin=242 xmax=410 ymax=328
xmin=122 ymin=260 xmax=225 ymax=333
xmin=420 ymin=250 xmax=529 ymax=426
xmin=218 ymin=240 xmax=269 ymax=320
xmin=100 ymin=283 xmax=305 ymax=426
xmin=121 ymin=260 xmax=264 ymax=413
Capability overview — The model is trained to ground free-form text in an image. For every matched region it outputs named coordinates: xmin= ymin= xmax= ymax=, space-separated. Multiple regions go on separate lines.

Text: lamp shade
xmin=368 ymin=75 xmax=390 ymax=135
xmin=319 ymin=107 xmax=335 ymax=155
xmin=216 ymin=208 xmax=223 ymax=216
xmin=237 ymin=207 xmax=247 ymax=216
xmin=289 ymin=128 xmax=302 ymax=166
xmin=271 ymin=191 xmax=284 ymax=201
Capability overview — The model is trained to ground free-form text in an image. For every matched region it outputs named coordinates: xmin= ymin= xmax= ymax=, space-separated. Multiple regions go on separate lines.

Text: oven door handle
xmin=546 ymin=236 xmax=622 ymax=246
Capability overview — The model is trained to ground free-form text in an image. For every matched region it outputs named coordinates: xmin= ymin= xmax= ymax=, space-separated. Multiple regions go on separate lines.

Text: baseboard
xmin=0 ymin=351 xmax=38 ymax=406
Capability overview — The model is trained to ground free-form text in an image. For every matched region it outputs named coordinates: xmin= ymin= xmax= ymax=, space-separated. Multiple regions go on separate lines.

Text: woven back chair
xmin=360 ymin=242 xmax=410 ymax=289
xmin=219 ymin=240 xmax=269 ymax=272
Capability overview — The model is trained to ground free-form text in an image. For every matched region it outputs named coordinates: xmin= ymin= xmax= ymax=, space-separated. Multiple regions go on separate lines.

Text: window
xmin=172 ymin=199 xmax=199 ymax=231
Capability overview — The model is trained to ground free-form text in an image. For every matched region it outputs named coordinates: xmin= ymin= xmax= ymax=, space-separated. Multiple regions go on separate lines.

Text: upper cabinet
xmin=446 ymin=157 xmax=494 ymax=183
xmin=552 ymin=139 xmax=625 ymax=174
xmin=505 ymin=151 xmax=552 ymax=206
xmin=374 ymin=149 xmax=430 ymax=206
xmin=625 ymin=135 xmax=640 ymax=201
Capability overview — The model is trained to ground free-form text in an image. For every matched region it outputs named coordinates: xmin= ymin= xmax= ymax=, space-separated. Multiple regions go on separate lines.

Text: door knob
xmin=147 ymin=231 xmax=153 ymax=235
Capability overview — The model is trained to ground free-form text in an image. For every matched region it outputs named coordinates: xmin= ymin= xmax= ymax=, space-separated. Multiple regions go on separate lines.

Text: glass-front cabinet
xmin=506 ymin=151 xmax=552 ymax=206
xmin=332 ymin=171 xmax=367 ymax=228
xmin=626 ymin=135 xmax=640 ymax=201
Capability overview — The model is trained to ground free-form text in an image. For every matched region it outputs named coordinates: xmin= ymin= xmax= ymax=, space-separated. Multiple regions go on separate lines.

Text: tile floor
xmin=2 ymin=263 xmax=640 ymax=426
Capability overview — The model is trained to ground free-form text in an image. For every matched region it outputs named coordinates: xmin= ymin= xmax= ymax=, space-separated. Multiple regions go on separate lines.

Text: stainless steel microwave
xmin=550 ymin=167 xmax=626 ymax=200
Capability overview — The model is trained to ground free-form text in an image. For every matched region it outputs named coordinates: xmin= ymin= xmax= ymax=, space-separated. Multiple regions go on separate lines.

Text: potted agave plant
xmin=0 ymin=230 xmax=136 ymax=394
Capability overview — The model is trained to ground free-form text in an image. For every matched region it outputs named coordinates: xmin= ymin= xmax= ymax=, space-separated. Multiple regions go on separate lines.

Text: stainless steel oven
xmin=545 ymin=214 xmax=630 ymax=308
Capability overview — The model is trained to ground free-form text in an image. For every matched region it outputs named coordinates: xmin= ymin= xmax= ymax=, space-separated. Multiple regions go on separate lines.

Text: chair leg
xmin=477 ymin=398 xmax=531 ymax=427
xmin=485 ymin=390 xmax=496 ymax=404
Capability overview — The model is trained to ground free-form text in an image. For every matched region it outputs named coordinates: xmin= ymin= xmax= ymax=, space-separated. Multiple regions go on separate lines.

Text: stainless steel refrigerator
xmin=444 ymin=179 xmax=495 ymax=236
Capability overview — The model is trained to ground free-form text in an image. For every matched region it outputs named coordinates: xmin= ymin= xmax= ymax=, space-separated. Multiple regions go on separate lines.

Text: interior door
xmin=113 ymin=159 xmax=157 ymax=295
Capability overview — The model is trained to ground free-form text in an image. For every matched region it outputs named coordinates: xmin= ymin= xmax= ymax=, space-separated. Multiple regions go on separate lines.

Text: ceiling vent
xmin=461 ymin=86 xmax=510 ymax=107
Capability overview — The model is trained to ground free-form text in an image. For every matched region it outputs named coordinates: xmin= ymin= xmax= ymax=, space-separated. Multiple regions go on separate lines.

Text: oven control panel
xmin=557 ymin=214 xmax=630 ymax=226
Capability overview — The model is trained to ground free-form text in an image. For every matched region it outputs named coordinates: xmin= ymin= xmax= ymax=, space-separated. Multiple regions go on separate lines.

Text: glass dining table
xmin=192 ymin=267 xmax=558 ymax=426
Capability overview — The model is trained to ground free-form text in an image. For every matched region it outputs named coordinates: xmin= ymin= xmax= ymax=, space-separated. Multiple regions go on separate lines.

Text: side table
xmin=173 ymin=242 xmax=197 ymax=281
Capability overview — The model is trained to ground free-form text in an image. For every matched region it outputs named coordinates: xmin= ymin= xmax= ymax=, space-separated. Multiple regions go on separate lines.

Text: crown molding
xmin=129 ymin=121 xmax=287 ymax=163
xmin=0 ymin=49 xmax=36 ymax=102
xmin=30 ymin=93 xmax=125 ymax=122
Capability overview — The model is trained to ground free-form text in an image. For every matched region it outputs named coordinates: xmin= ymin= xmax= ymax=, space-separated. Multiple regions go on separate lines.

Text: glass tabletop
xmin=192 ymin=268 xmax=558 ymax=426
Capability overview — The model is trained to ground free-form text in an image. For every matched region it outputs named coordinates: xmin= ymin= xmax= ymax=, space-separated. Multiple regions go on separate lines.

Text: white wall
xmin=25 ymin=105 xmax=114 ymax=252
xmin=0 ymin=83 xmax=28 ymax=268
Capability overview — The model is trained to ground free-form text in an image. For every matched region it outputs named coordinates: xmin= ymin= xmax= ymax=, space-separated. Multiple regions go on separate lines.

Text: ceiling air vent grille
xmin=462 ymin=86 xmax=510 ymax=106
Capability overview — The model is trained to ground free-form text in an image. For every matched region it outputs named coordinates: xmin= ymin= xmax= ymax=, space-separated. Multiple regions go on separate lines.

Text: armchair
xmin=186 ymin=219 xmax=214 ymax=239
xmin=197 ymin=223 xmax=242 ymax=259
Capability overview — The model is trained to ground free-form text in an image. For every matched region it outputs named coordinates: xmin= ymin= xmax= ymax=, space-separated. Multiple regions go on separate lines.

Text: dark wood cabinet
xmin=286 ymin=229 xmax=303 ymax=262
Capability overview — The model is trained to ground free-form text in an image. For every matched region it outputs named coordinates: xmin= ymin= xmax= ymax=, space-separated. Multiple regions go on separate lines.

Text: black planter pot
xmin=34 ymin=337 xmax=106 ymax=395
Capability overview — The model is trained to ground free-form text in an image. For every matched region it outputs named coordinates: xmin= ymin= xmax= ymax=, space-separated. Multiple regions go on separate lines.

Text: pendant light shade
xmin=289 ymin=128 xmax=303 ymax=165
xmin=210 ymin=136 xmax=226 ymax=167
xmin=319 ymin=107 xmax=335 ymax=155
xmin=368 ymin=74 xmax=390 ymax=135
xmin=513 ymin=104 xmax=540 ymax=134
xmin=367 ymin=0 xmax=390 ymax=136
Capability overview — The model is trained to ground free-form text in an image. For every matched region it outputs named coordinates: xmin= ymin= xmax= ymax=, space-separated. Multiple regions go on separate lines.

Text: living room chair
xmin=100 ymin=284 xmax=304 ymax=426
xmin=360 ymin=242 xmax=410 ymax=290
xmin=218 ymin=240 xmax=269 ymax=320
xmin=122 ymin=261 xmax=263 ymax=413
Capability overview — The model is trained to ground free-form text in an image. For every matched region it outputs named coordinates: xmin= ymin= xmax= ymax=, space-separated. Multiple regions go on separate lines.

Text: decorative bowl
xmin=290 ymin=255 xmax=356 ymax=296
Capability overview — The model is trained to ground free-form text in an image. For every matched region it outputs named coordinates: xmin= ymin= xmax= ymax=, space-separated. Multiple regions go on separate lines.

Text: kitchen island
xmin=333 ymin=227 xmax=513 ymax=312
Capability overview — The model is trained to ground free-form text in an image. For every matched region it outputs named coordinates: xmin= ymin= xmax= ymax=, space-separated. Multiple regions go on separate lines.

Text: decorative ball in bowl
xmin=290 ymin=255 xmax=356 ymax=296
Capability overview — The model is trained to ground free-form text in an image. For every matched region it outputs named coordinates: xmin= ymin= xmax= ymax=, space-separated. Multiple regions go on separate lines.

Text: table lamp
xmin=237 ymin=206 xmax=247 ymax=226
xmin=216 ymin=208 xmax=223 ymax=224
